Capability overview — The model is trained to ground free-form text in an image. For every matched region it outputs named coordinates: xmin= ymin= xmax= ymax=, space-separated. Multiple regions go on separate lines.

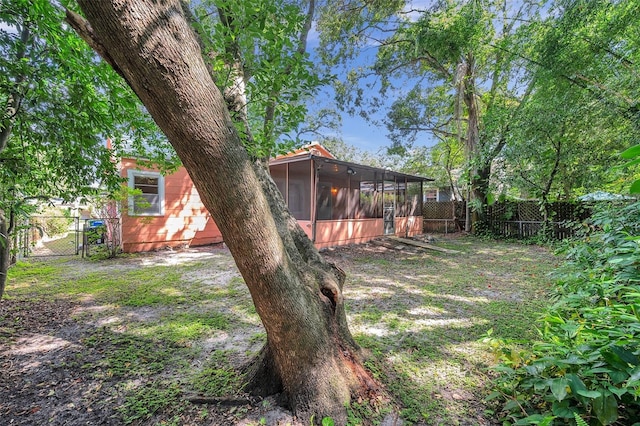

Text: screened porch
xmin=269 ymin=155 xmax=431 ymax=248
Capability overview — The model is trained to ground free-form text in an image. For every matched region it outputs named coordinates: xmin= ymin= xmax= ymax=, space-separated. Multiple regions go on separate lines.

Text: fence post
xmin=75 ymin=217 xmax=80 ymax=255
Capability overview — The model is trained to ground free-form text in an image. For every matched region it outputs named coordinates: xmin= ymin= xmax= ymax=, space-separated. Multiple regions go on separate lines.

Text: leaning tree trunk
xmin=68 ymin=2 xmax=380 ymax=423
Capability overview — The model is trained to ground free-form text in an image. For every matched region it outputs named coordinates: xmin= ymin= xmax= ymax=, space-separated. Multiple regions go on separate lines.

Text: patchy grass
xmin=117 ymin=380 xmax=184 ymax=424
xmin=327 ymin=236 xmax=558 ymax=424
xmin=2 ymin=236 xmax=558 ymax=425
xmin=190 ymin=350 xmax=245 ymax=397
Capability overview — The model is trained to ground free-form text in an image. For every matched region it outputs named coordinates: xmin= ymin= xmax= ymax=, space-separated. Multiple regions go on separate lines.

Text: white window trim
xmin=127 ymin=169 xmax=165 ymax=216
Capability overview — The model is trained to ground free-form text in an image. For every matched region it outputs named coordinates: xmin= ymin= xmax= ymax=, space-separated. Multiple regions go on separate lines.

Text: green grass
xmin=4 ymin=236 xmax=558 ymax=425
xmin=339 ymin=236 xmax=557 ymax=424
xmin=190 ymin=351 xmax=244 ymax=397
xmin=39 ymin=233 xmax=79 ymax=254
xmin=117 ymin=380 xmax=183 ymax=424
xmin=128 ymin=311 xmax=231 ymax=345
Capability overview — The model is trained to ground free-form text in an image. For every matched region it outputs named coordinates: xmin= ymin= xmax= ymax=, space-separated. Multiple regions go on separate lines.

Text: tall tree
xmin=501 ymin=0 xmax=640 ymax=200
xmin=186 ymin=0 xmax=325 ymax=159
xmin=0 ymin=0 xmax=160 ymax=299
xmin=69 ymin=1 xmax=380 ymax=423
xmin=318 ymin=0 xmax=542 ymax=229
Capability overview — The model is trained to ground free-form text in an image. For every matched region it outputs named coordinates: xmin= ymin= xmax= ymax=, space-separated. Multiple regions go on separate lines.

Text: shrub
xmin=486 ymin=201 xmax=640 ymax=425
xmin=38 ymin=207 xmax=73 ymax=236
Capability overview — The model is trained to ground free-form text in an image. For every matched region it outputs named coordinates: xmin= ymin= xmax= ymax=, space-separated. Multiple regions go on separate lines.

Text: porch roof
xmin=269 ymin=153 xmax=434 ymax=183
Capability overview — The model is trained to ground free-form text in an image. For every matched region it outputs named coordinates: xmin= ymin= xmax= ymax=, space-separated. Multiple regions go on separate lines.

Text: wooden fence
xmin=422 ymin=200 xmax=593 ymax=239
xmin=423 ymin=201 xmax=465 ymax=233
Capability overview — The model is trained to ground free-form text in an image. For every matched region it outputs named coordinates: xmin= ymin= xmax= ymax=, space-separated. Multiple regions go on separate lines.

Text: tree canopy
xmin=0 ymin=0 xmax=167 ymax=298
xmin=316 ymin=0 xmax=640 ymax=210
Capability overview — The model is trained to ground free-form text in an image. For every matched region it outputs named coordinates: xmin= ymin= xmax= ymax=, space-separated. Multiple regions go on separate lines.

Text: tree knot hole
xmin=320 ymin=286 xmax=338 ymax=311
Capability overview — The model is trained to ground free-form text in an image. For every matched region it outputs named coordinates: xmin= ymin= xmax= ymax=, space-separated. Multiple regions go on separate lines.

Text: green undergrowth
xmin=486 ymin=201 xmax=640 ymax=425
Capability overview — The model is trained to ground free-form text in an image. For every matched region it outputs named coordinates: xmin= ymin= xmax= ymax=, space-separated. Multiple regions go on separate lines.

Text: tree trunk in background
xmin=0 ymin=212 xmax=9 ymax=300
xmin=70 ymin=2 xmax=380 ymax=423
xmin=462 ymin=52 xmax=492 ymax=229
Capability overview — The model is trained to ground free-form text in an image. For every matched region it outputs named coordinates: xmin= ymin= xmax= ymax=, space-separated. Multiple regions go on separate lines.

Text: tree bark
xmin=69 ymin=2 xmax=380 ymax=423
xmin=0 ymin=211 xmax=9 ymax=300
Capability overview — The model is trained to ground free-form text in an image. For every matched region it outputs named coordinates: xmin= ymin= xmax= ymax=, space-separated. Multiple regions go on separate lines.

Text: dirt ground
xmin=0 ymin=236 xmax=550 ymax=425
xmin=1 ymin=244 xmax=297 ymax=426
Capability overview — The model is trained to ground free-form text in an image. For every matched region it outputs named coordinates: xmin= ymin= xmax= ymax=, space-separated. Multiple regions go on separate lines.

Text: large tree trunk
xmin=69 ymin=2 xmax=380 ymax=423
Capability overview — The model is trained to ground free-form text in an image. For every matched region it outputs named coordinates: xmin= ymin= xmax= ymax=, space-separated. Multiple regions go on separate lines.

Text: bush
xmin=36 ymin=208 xmax=73 ymax=236
xmin=486 ymin=201 xmax=640 ymax=425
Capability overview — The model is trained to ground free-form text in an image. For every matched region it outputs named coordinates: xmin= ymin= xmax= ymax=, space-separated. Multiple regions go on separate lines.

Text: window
xmin=316 ymin=182 xmax=333 ymax=220
xmin=287 ymin=161 xmax=311 ymax=220
xmin=128 ymin=170 xmax=164 ymax=216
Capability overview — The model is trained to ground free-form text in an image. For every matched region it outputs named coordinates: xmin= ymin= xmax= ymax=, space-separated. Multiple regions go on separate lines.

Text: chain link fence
xmin=19 ymin=216 xmax=121 ymax=258
xmin=22 ymin=216 xmax=81 ymax=257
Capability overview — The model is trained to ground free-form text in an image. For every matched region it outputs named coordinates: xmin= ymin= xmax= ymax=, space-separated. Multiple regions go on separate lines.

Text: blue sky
xmin=340 ymin=116 xmax=392 ymax=155
xmin=304 ymin=0 xmax=436 ymax=155
xmin=0 ymin=2 xmax=429 ymax=156
xmin=306 ymin=35 xmax=396 ymax=155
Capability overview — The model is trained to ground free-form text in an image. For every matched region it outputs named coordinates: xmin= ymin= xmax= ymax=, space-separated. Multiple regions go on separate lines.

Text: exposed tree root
xmin=242 ymin=344 xmax=283 ymax=398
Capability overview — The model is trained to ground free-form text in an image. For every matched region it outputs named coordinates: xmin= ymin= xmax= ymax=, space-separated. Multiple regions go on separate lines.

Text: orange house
xmin=120 ymin=144 xmax=431 ymax=252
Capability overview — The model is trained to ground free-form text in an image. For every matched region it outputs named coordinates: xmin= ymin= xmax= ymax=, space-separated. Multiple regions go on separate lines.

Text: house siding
xmin=120 ymin=152 xmax=426 ymax=253
xmin=120 ymin=158 xmax=223 ymax=253
xmin=314 ymin=219 xmax=385 ymax=248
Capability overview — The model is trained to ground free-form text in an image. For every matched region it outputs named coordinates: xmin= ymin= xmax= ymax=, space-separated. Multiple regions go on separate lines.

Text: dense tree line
xmin=318 ymin=0 xmax=640 ymax=225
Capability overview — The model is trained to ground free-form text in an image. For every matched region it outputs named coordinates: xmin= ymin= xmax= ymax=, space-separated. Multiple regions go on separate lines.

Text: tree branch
xmin=65 ymin=9 xmax=127 ymax=82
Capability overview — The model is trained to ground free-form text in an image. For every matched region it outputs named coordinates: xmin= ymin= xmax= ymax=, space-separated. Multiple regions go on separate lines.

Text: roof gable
xmin=274 ymin=142 xmax=335 ymax=161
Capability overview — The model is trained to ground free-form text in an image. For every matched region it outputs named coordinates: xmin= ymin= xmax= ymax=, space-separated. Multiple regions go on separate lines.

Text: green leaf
xmin=321 ymin=417 xmax=335 ymax=426
xmin=577 ymin=389 xmax=602 ymax=399
xmin=552 ymin=400 xmax=575 ymax=419
xmin=630 ymin=179 xmax=640 ymax=194
xmin=609 ymin=370 xmax=628 ymax=385
xmin=602 ymin=346 xmax=638 ymax=371
xmin=592 ymin=390 xmax=618 ymax=425
xmin=566 ymin=374 xmax=589 ymax=405
xmin=574 ymin=413 xmax=589 ymax=426
xmin=607 ymin=386 xmax=627 ymax=398
xmin=620 ymin=145 xmax=640 ymax=159
xmin=623 ymin=157 xmax=640 ymax=168
xmin=628 ymin=366 xmax=640 ymax=382
xmin=611 ymin=345 xmax=639 ymax=366
xmin=504 ymin=398 xmax=522 ymax=412
xmin=550 ymin=378 xmax=568 ymax=401
xmin=514 ymin=414 xmax=555 ymax=425
xmin=544 ymin=316 xmax=565 ymax=324
xmin=485 ymin=391 xmax=502 ymax=401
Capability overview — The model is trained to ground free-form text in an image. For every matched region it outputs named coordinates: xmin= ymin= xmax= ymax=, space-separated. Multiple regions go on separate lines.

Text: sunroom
xmin=269 ymin=147 xmax=431 ymax=248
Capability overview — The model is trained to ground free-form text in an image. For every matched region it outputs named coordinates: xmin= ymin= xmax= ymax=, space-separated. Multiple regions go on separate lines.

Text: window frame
xmin=127 ymin=169 xmax=165 ymax=216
